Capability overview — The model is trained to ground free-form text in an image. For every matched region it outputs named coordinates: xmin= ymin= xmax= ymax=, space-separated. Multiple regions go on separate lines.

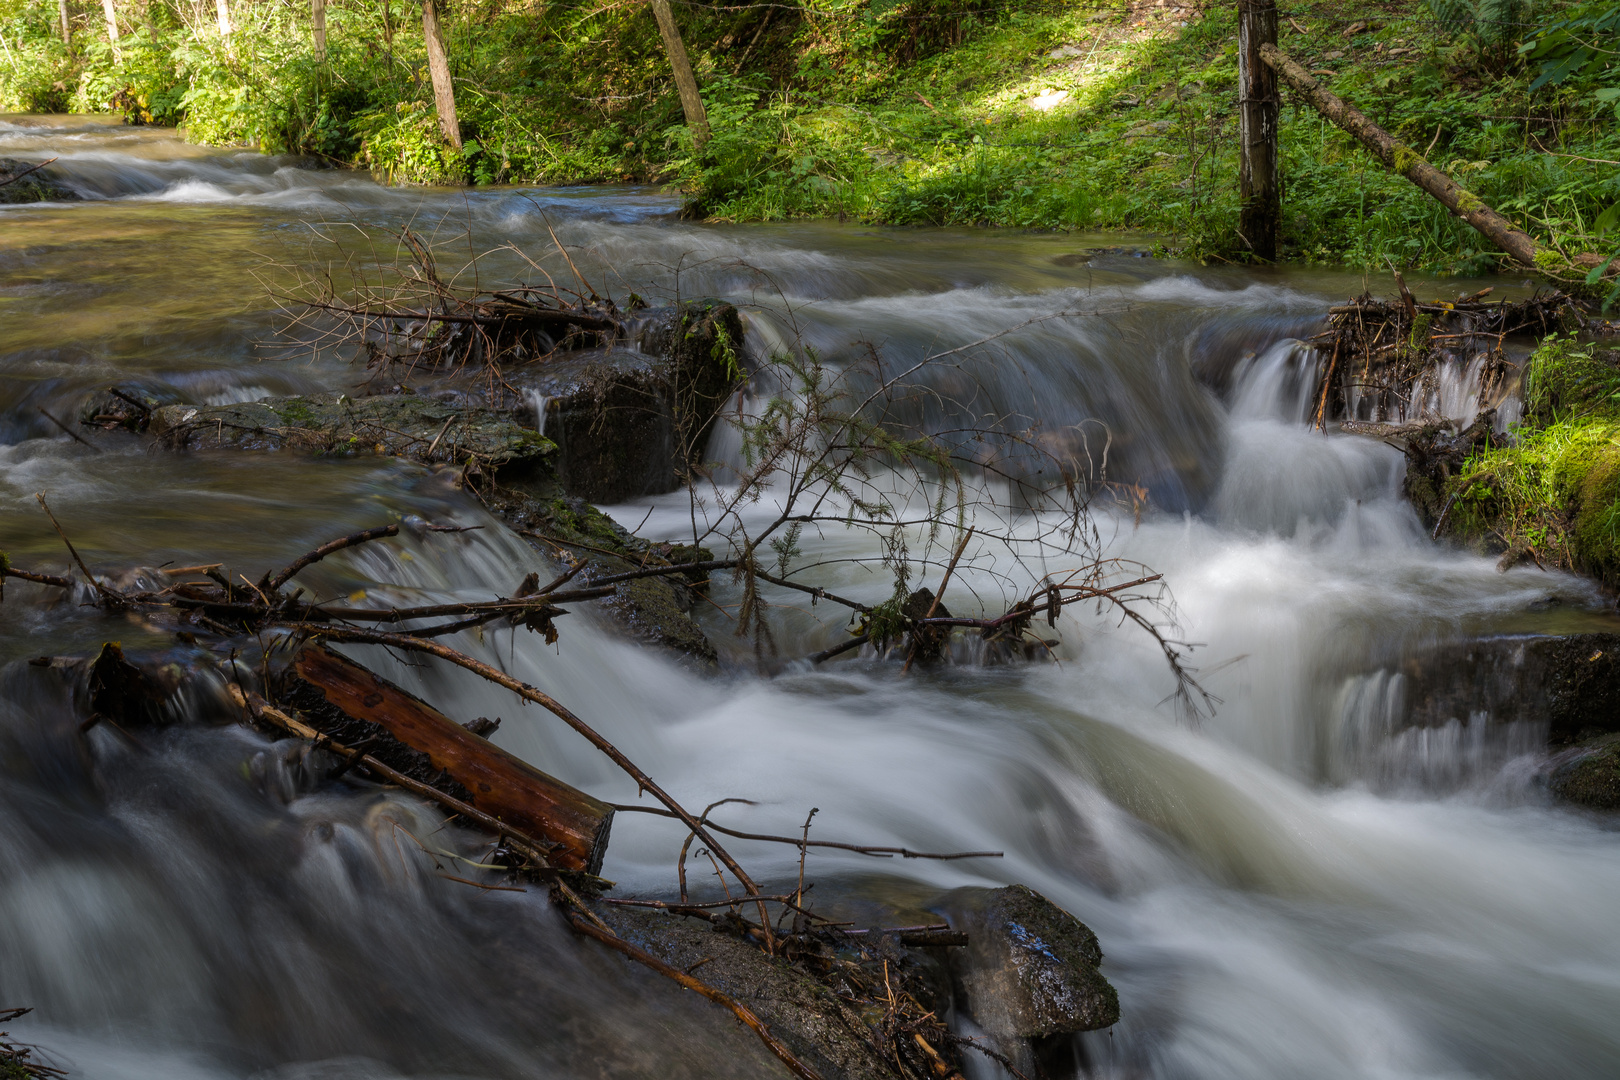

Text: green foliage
xmin=0 ymin=0 xmax=1614 ymax=269
xmin=1448 ymin=340 xmax=1620 ymax=583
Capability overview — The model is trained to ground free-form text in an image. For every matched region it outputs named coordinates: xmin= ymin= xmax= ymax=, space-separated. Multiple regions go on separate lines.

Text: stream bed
xmin=3 ymin=114 xmax=1620 ymax=1080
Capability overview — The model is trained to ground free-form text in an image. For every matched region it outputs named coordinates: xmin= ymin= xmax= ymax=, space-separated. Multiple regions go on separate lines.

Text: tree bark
xmin=100 ymin=0 xmax=119 ymax=57
xmin=422 ymin=0 xmax=462 ymax=149
xmin=311 ymin=0 xmax=326 ymax=60
xmin=295 ymin=645 xmax=614 ymax=875
xmin=649 ymin=0 xmax=710 ymax=151
xmin=1258 ymin=42 xmax=1542 ymax=269
xmin=1237 ymin=0 xmax=1278 ymax=260
xmin=58 ymin=0 xmax=70 ymax=47
xmin=214 ymin=0 xmax=232 ymax=35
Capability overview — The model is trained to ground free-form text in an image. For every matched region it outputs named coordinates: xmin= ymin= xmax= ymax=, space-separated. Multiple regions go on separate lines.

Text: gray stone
xmin=943 ymin=885 xmax=1119 ymax=1039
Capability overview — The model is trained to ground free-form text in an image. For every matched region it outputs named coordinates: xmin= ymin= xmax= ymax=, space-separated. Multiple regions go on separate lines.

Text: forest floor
xmin=2 ymin=0 xmax=1616 ymax=270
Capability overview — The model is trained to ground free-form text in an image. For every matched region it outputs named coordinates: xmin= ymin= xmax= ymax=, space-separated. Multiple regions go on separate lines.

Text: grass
xmin=0 ymin=0 xmax=1615 ymax=270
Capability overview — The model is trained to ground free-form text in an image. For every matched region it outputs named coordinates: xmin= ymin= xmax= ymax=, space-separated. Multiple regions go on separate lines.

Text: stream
xmin=3 ymin=114 xmax=1620 ymax=1080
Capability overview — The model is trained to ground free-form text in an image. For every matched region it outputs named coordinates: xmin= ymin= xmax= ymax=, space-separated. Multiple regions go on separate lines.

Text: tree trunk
xmin=214 ymin=0 xmax=231 ymax=35
xmin=422 ymin=0 xmax=462 ymax=149
xmin=1258 ymin=42 xmax=1542 ymax=269
xmin=649 ymin=0 xmax=710 ymax=152
xmin=58 ymin=0 xmax=70 ymax=47
xmin=1237 ymin=0 xmax=1278 ymax=260
xmin=311 ymin=0 xmax=326 ymax=60
xmin=294 ymin=645 xmax=615 ymax=875
xmin=101 ymin=0 xmax=119 ymax=57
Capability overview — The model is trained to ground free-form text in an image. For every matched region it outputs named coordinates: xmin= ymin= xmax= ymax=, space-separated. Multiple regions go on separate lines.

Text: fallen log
xmin=293 ymin=644 xmax=614 ymax=875
xmin=1257 ymin=43 xmax=1551 ymax=271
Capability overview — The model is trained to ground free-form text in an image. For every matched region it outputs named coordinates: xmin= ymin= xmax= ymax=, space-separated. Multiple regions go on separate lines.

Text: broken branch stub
xmin=293 ymin=644 xmax=614 ymax=875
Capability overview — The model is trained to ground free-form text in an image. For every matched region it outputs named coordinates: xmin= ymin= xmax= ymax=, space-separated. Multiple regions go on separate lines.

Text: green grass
xmin=0 ymin=0 xmax=1616 ymax=270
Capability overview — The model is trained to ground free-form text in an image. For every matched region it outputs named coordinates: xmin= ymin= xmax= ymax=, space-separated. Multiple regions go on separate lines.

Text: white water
xmin=2 ymin=119 xmax=1617 ymax=1080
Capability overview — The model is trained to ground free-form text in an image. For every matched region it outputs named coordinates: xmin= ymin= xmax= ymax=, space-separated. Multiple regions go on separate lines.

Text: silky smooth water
xmin=3 ymin=115 xmax=1618 ymax=1080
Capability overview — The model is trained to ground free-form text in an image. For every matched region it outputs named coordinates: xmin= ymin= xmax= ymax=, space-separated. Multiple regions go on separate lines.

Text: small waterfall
xmin=537 ymin=394 xmax=549 ymax=437
xmin=1326 ymin=669 xmax=1548 ymax=794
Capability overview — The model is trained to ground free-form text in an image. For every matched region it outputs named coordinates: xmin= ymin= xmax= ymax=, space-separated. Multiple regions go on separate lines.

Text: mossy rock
xmin=149 ymin=393 xmax=555 ymax=470
xmin=0 ymin=158 xmax=80 ymax=204
xmin=1549 ymin=735 xmax=1620 ymax=810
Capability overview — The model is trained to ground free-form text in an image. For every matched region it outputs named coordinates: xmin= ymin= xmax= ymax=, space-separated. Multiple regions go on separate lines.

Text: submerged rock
xmin=0 ymin=158 xmax=80 ymax=204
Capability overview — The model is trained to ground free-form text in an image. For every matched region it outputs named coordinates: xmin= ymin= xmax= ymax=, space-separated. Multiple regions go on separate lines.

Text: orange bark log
xmin=295 ymin=644 xmax=612 ymax=874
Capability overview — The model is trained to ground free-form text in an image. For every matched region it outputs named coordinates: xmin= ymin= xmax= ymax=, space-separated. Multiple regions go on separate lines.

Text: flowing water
xmin=3 ymin=114 xmax=1619 ymax=1080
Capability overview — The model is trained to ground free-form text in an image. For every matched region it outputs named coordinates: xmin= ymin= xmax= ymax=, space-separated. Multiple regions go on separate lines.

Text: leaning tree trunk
xmin=1237 ymin=0 xmax=1278 ymax=260
xmin=1258 ymin=42 xmax=1542 ymax=269
xmin=214 ymin=0 xmax=232 ymax=35
xmin=649 ymin=0 xmax=710 ymax=152
xmin=312 ymin=0 xmax=326 ymax=60
xmin=422 ymin=0 xmax=462 ymax=149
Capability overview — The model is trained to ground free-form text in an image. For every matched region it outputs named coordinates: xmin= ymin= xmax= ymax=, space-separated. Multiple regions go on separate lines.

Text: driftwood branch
xmin=268 ymin=525 xmax=400 ymax=592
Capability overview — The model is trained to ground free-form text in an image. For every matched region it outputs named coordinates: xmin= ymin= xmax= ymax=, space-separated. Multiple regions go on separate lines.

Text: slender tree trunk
xmin=101 ymin=0 xmax=119 ymax=58
xmin=214 ymin=0 xmax=232 ymax=35
xmin=312 ymin=0 xmax=326 ymax=60
xmin=1237 ymin=0 xmax=1278 ymax=260
xmin=422 ymin=0 xmax=461 ymax=148
xmin=1258 ymin=42 xmax=1542 ymax=268
xmin=58 ymin=0 xmax=70 ymax=47
xmin=649 ymin=0 xmax=710 ymax=151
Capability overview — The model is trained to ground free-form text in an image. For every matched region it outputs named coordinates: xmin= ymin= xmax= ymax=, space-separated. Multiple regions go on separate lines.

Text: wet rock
xmin=0 ymin=158 xmax=80 ymax=204
xmin=590 ymin=903 xmax=927 ymax=1080
xmin=1548 ymin=735 xmax=1620 ymax=809
xmin=1399 ymin=633 xmax=1620 ymax=746
xmin=942 ymin=885 xmax=1119 ymax=1039
xmin=465 ymin=299 xmax=747 ymax=504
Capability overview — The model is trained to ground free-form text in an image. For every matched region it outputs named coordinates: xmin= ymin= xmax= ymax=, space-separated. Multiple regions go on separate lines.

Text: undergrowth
xmin=1448 ymin=336 xmax=1620 ymax=582
xmin=0 ymin=0 xmax=1615 ymax=270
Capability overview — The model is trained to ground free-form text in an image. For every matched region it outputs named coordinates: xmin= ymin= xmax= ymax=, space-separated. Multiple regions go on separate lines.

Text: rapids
xmin=2 ymin=115 xmax=1618 ymax=1080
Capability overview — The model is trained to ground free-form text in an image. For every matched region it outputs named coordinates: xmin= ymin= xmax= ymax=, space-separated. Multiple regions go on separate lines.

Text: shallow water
xmin=2 ymin=115 xmax=1617 ymax=1080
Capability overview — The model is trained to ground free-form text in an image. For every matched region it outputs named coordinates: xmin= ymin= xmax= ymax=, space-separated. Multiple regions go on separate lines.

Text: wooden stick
xmin=268 ymin=525 xmax=399 ymax=592
xmin=609 ymin=804 xmax=1002 ymax=860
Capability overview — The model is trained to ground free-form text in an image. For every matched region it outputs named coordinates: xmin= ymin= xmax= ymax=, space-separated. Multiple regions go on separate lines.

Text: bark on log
xmin=294 ymin=644 xmax=612 ymax=874
xmin=1237 ymin=0 xmax=1279 ymax=260
xmin=1258 ymin=42 xmax=1542 ymax=269
xmin=649 ymin=0 xmax=711 ymax=152
xmin=421 ymin=0 xmax=462 ymax=149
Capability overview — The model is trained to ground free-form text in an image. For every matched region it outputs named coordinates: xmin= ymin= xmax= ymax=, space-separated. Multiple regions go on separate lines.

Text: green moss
xmin=1454 ymin=188 xmax=1485 ymax=214
xmin=1391 ymin=144 xmax=1419 ymax=175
